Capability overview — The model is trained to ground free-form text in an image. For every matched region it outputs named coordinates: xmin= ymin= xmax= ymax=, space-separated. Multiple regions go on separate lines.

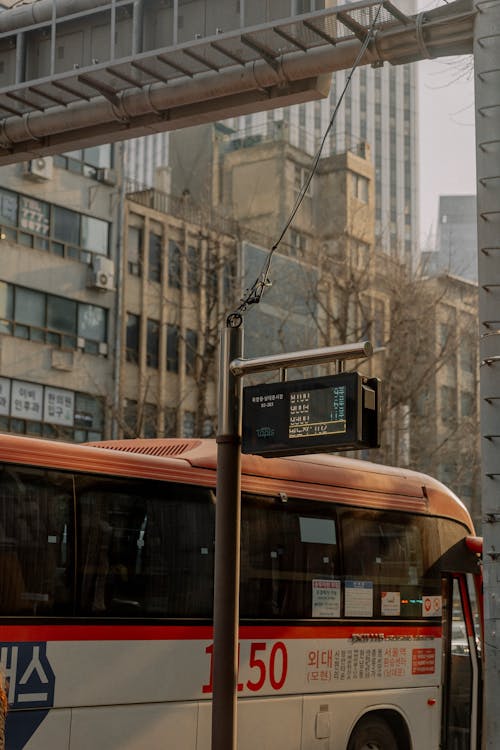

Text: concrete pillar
xmin=473 ymin=1 xmax=500 ymax=747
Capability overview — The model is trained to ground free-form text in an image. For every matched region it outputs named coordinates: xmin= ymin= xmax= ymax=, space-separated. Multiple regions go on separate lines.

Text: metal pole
xmin=212 ymin=322 xmax=243 ymax=750
xmin=473 ymin=2 xmax=500 ymax=747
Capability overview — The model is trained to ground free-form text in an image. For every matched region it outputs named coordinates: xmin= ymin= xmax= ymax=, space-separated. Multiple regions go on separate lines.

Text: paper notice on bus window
xmin=422 ymin=595 xmax=442 ymax=617
xmin=345 ymin=581 xmax=373 ymax=617
xmin=381 ymin=591 xmax=401 ymax=616
xmin=312 ymin=579 xmax=341 ymax=617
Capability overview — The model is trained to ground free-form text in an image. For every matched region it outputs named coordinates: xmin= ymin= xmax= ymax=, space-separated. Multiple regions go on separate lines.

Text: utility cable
xmin=227 ymin=1 xmax=384 ymax=329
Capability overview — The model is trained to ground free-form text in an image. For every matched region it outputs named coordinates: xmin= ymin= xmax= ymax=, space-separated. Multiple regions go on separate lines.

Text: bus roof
xmin=0 ymin=434 xmax=473 ymax=530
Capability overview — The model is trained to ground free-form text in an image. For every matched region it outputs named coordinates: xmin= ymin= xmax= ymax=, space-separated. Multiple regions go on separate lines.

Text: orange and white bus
xmin=0 ymin=434 xmax=481 ymax=750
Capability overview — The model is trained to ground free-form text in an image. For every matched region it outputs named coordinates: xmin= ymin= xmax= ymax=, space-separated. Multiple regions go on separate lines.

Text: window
xmin=352 ymin=174 xmax=369 ymax=203
xmin=167 ymin=324 xmax=179 ymax=372
xmin=373 ymin=299 xmax=385 ymax=347
xmin=168 ymin=240 xmax=181 ymax=289
xmin=55 ymin=144 xmax=112 ymax=177
xmin=73 ymin=392 xmax=104 ymax=442
xmin=0 ymin=188 xmax=18 ymax=228
xmin=461 ymin=391 xmax=474 ymax=418
xmin=165 ymin=407 xmax=177 ymax=437
xmin=47 ymin=296 xmax=77 ymax=349
xmin=146 ymin=318 xmax=160 ymax=368
xmin=0 ymin=282 xmax=13 ymax=334
xmin=0 ymin=380 xmax=103 ymax=442
xmin=78 ymin=305 xmax=106 ymax=353
xmin=14 ymin=288 xmax=45 ymax=341
xmin=341 ymin=510 xmax=434 ymax=618
xmin=187 ymin=244 xmax=200 ymax=291
xmin=293 ymin=164 xmax=312 ymax=197
xmin=123 ymin=399 xmax=138 ymax=437
xmin=53 ymin=205 xmax=80 ymax=249
xmin=127 ymin=225 xmax=143 ymax=276
xmin=148 ymin=232 xmax=162 ymax=283
xmin=126 ymin=313 xmax=140 ymax=363
xmin=143 ymin=403 xmax=157 ymax=438
xmin=185 ymin=328 xmax=198 ymax=375
xmin=441 ymin=385 xmax=457 ymax=423
xmin=81 ymin=215 xmax=109 ymax=256
xmin=183 ymin=411 xmax=195 ymax=437
xmin=0 ymin=282 xmax=107 ymax=354
xmin=240 ymin=497 xmax=339 ymax=619
xmin=460 ymin=344 xmax=476 ymax=374
xmin=0 ymin=188 xmax=109 ymax=262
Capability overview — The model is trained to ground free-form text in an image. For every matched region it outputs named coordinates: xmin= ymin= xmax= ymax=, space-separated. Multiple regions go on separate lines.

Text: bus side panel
xmin=196 ymin=697 xmax=304 ymax=750
xmin=302 ymin=688 xmax=442 ymax=750
xmin=69 ymin=702 xmax=197 ymax=750
xmin=9 ymin=709 xmax=70 ymax=750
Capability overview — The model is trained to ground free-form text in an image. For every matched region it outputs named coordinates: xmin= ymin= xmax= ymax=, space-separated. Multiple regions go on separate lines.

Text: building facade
xmin=0 ymin=132 xmax=480 ymax=523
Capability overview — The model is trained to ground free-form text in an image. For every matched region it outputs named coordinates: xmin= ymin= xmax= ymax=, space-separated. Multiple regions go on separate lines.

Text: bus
xmin=0 ymin=434 xmax=482 ymax=750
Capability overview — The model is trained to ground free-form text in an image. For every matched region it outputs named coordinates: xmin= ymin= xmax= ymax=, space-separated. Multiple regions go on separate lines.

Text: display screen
xmin=288 ymin=385 xmax=346 ymax=439
xmin=242 ymin=372 xmax=379 ymax=457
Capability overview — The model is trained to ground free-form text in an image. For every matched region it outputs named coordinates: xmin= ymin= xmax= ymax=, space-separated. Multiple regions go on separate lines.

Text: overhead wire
xmin=227 ymin=0 xmax=385 ymax=328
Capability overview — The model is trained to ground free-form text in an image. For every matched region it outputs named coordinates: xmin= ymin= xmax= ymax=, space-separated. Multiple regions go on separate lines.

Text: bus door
xmin=443 ymin=573 xmax=482 ymax=750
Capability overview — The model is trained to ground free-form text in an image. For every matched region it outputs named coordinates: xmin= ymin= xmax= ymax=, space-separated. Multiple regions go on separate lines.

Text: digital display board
xmin=242 ymin=372 xmax=380 ymax=457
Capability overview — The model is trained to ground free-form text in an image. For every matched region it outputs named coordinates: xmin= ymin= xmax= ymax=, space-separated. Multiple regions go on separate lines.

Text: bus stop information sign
xmin=242 ymin=372 xmax=380 ymax=457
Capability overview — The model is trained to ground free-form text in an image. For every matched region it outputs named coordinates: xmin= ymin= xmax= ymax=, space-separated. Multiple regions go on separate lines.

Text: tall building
xmin=223 ymin=0 xmax=418 ymax=262
xmin=422 ymin=195 xmax=477 ymax=282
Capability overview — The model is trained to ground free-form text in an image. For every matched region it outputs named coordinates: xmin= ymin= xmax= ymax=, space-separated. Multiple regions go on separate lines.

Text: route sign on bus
xmin=242 ymin=372 xmax=380 ymax=457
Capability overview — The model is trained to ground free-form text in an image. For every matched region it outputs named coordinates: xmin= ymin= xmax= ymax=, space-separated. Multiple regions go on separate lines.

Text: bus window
xmin=76 ymin=477 xmax=215 ymax=618
xmin=0 ymin=465 xmax=73 ymax=616
xmin=240 ymin=495 xmax=338 ymax=619
xmin=341 ymin=510 xmax=436 ymax=618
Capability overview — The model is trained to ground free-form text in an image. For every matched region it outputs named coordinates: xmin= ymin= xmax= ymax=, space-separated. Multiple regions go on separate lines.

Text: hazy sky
xmin=416 ymin=52 xmax=476 ymax=248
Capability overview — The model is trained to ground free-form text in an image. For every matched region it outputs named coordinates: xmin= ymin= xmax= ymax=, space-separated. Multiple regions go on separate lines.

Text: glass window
xmin=187 ymin=245 xmax=200 ymax=291
xmin=83 ymin=145 xmax=112 ymax=168
xmin=0 ymin=188 xmax=18 ymax=226
xmin=81 ymin=216 xmax=109 ymax=256
xmin=124 ymin=399 xmax=138 ymax=437
xmin=0 ymin=465 xmax=73 ymax=616
xmin=146 ymin=318 xmax=160 ymax=368
xmin=19 ymin=196 xmax=50 ymax=237
xmin=461 ymin=391 xmax=474 ymax=418
xmin=78 ymin=304 xmax=106 ymax=342
xmin=47 ymin=296 xmax=77 ymax=336
xmin=183 ymin=411 xmax=195 ymax=437
xmin=127 ymin=225 xmax=143 ymax=276
xmin=165 ymin=408 xmax=177 ymax=437
xmin=374 ymin=299 xmax=385 ymax=347
xmin=53 ymin=205 xmax=80 ymax=246
xmin=148 ymin=232 xmax=162 ymax=283
xmin=77 ymin=478 xmax=214 ymax=618
xmin=352 ymin=174 xmax=369 ymax=203
xmin=126 ymin=313 xmax=140 ymax=363
xmin=341 ymin=510 xmax=435 ymax=618
xmin=460 ymin=345 xmax=476 ymax=374
xmin=0 ymin=282 xmax=13 ymax=334
xmin=185 ymin=328 xmax=198 ymax=375
xmin=143 ymin=403 xmax=157 ymax=438
xmin=168 ymin=240 xmax=181 ymax=289
xmin=15 ymin=287 xmax=45 ymax=328
xmin=441 ymin=386 xmax=457 ymax=422
xmin=167 ymin=324 xmax=179 ymax=372
xmin=240 ymin=496 xmax=339 ymax=619
xmin=74 ymin=393 xmax=104 ymax=433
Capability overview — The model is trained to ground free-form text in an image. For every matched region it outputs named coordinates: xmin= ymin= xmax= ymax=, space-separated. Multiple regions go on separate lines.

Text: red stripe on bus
xmin=0 ymin=623 xmax=442 ymax=642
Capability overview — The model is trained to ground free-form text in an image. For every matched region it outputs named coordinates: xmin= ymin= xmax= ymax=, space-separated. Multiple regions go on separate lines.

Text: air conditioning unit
xmin=96 ymin=167 xmax=117 ymax=186
xmin=89 ymin=256 xmax=115 ymax=291
xmin=98 ymin=341 xmax=108 ymax=356
xmin=24 ymin=156 xmax=53 ymax=181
